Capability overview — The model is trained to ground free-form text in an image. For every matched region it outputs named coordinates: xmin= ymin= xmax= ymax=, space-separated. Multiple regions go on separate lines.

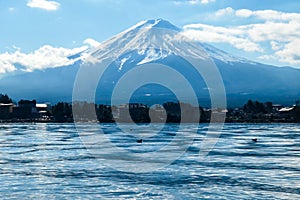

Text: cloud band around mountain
xmin=0 ymin=38 xmax=102 ymax=75
xmin=182 ymin=7 xmax=300 ymax=66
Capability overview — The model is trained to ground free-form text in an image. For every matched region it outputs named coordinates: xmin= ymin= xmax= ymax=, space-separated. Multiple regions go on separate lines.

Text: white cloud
xmin=235 ymin=9 xmax=253 ymax=18
xmin=182 ymin=7 xmax=300 ymax=67
xmin=215 ymin=7 xmax=300 ymax=21
xmin=0 ymin=59 xmax=16 ymax=74
xmin=199 ymin=0 xmax=215 ymax=4
xmin=174 ymin=0 xmax=215 ymax=5
xmin=27 ymin=0 xmax=60 ymax=11
xmin=215 ymin=7 xmax=234 ymax=17
xmin=270 ymin=41 xmax=281 ymax=51
xmin=83 ymin=38 xmax=101 ymax=48
xmin=237 ymin=9 xmax=300 ymax=22
xmin=0 ymin=42 xmax=90 ymax=75
xmin=276 ymin=39 xmax=300 ymax=65
xmin=183 ymin=24 xmax=263 ymax=52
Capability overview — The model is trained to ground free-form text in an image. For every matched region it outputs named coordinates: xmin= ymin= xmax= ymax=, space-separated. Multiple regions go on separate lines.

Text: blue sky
xmin=1 ymin=0 xmax=300 ymax=74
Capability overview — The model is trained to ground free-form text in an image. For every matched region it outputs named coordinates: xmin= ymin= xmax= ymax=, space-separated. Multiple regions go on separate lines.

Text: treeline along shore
xmin=0 ymin=94 xmax=299 ymax=123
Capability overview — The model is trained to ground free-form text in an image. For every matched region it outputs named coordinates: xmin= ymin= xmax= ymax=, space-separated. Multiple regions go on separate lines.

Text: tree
xmin=0 ymin=94 xmax=12 ymax=104
xmin=52 ymin=102 xmax=73 ymax=122
xmin=243 ymin=99 xmax=266 ymax=114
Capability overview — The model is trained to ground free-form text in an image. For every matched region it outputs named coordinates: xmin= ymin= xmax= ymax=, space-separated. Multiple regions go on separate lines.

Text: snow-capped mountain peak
xmin=124 ymin=19 xmax=181 ymax=33
xmin=90 ymin=19 xmax=255 ymax=65
xmin=90 ymin=19 xmax=210 ymax=64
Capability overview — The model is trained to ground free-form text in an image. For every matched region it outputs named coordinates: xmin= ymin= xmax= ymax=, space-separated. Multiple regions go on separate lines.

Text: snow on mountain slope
xmin=89 ymin=19 xmax=255 ymax=65
xmin=199 ymin=43 xmax=257 ymax=64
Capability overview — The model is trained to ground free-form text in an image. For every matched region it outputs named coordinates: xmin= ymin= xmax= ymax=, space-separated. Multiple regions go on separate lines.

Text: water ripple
xmin=0 ymin=123 xmax=299 ymax=199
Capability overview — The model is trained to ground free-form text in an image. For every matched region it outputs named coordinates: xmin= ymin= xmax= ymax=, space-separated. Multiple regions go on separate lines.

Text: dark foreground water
xmin=0 ymin=123 xmax=299 ymax=199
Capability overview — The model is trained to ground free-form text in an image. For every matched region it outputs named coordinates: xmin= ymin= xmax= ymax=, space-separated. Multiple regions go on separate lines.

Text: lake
xmin=0 ymin=123 xmax=299 ymax=199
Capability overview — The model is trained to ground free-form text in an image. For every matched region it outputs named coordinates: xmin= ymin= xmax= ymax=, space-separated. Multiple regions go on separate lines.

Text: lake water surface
xmin=0 ymin=123 xmax=299 ymax=199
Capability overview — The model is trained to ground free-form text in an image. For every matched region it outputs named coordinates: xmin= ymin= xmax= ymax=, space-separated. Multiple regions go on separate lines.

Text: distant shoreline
xmin=0 ymin=120 xmax=299 ymax=124
xmin=1 ymin=94 xmax=300 ymax=124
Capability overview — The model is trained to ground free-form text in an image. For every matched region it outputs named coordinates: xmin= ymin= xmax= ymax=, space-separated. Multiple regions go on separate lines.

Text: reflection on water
xmin=0 ymin=123 xmax=299 ymax=199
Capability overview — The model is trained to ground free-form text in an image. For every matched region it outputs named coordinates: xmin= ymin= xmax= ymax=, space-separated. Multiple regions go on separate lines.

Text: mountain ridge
xmin=0 ymin=19 xmax=299 ymax=107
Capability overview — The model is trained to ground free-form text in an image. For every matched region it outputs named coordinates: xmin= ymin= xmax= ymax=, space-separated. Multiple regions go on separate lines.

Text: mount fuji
xmin=1 ymin=19 xmax=300 ymax=107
